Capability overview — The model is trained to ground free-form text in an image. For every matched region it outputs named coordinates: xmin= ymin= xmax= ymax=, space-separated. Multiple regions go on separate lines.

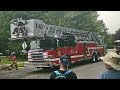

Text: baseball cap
xmin=60 ymin=55 xmax=69 ymax=66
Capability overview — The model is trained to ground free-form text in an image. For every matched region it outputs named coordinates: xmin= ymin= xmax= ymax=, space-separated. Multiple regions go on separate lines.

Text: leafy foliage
xmin=113 ymin=28 xmax=120 ymax=40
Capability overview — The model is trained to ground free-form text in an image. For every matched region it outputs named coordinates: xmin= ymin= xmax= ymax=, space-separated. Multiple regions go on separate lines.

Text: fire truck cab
xmin=10 ymin=18 xmax=105 ymax=68
xmin=114 ymin=40 xmax=120 ymax=54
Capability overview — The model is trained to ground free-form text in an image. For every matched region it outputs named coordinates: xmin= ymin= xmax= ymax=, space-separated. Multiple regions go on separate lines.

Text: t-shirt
xmin=11 ymin=56 xmax=16 ymax=61
xmin=49 ymin=70 xmax=77 ymax=79
xmin=100 ymin=69 xmax=120 ymax=79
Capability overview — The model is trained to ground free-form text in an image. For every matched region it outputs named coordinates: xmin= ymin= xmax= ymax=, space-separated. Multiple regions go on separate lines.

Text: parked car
xmin=0 ymin=53 xmax=3 ymax=56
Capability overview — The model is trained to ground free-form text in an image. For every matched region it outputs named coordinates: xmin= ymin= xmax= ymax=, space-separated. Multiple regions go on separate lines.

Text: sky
xmin=97 ymin=11 xmax=120 ymax=34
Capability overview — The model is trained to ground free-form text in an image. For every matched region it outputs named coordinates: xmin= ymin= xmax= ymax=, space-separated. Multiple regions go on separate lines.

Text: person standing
xmin=49 ymin=55 xmax=77 ymax=79
xmin=9 ymin=52 xmax=18 ymax=70
xmin=99 ymin=52 xmax=120 ymax=79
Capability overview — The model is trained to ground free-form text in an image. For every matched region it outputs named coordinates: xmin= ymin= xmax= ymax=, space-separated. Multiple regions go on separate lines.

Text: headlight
xmin=28 ymin=56 xmax=32 ymax=58
xmin=43 ymin=52 xmax=48 ymax=58
xmin=43 ymin=55 xmax=48 ymax=59
xmin=28 ymin=53 xmax=32 ymax=56
xmin=43 ymin=52 xmax=48 ymax=55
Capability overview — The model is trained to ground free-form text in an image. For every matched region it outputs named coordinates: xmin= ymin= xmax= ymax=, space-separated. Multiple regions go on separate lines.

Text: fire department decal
xmin=70 ymin=49 xmax=74 ymax=54
xmin=57 ymin=51 xmax=61 ymax=56
xmin=11 ymin=18 xmax=27 ymax=38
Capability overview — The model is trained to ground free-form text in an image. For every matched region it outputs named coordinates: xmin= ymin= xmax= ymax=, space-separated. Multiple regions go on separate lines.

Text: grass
xmin=17 ymin=62 xmax=24 ymax=67
xmin=0 ymin=56 xmax=27 ymax=67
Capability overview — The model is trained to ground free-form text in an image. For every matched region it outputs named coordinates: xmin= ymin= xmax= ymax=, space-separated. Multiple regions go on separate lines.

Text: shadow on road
xmin=27 ymin=68 xmax=54 ymax=74
xmin=69 ymin=60 xmax=91 ymax=69
xmin=28 ymin=60 xmax=101 ymax=74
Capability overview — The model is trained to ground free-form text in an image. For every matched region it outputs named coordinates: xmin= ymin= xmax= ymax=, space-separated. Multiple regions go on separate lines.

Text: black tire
xmin=96 ymin=52 xmax=101 ymax=62
xmin=91 ymin=55 xmax=96 ymax=63
xmin=91 ymin=53 xmax=97 ymax=63
xmin=36 ymin=67 xmax=41 ymax=69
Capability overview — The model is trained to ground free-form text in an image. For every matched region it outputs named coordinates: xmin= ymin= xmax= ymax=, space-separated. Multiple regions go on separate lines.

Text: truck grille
xmin=32 ymin=52 xmax=43 ymax=60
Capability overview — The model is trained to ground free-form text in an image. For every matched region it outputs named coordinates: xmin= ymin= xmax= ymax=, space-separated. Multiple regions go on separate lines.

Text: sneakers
xmin=8 ymin=67 xmax=18 ymax=70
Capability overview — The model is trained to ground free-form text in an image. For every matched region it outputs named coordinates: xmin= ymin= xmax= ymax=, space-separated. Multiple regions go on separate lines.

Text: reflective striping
xmin=71 ymin=56 xmax=76 ymax=58
xmin=45 ymin=55 xmax=84 ymax=61
xmin=75 ymin=55 xmax=84 ymax=58
xmin=88 ymin=47 xmax=104 ymax=49
xmin=77 ymin=41 xmax=97 ymax=43
xmin=44 ymin=58 xmax=60 ymax=61
xmin=25 ymin=62 xmax=52 ymax=67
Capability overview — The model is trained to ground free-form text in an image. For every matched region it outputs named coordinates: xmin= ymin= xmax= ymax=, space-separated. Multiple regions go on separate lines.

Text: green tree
xmin=114 ymin=28 xmax=120 ymax=40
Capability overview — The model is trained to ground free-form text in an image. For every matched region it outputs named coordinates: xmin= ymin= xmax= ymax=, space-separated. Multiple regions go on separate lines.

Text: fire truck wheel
xmin=36 ymin=67 xmax=41 ymax=69
xmin=96 ymin=52 xmax=101 ymax=62
xmin=91 ymin=53 xmax=97 ymax=63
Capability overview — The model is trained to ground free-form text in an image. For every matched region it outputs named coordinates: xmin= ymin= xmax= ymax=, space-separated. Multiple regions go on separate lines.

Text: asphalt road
xmin=0 ymin=61 xmax=106 ymax=79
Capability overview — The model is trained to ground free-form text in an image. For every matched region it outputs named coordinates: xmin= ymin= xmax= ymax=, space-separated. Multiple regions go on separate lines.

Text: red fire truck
xmin=10 ymin=18 xmax=105 ymax=68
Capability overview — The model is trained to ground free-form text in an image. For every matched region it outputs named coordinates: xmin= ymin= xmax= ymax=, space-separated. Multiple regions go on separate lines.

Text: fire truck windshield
xmin=30 ymin=38 xmax=57 ymax=50
xmin=30 ymin=40 xmax=40 ymax=49
xmin=30 ymin=36 xmax=76 ymax=50
xmin=40 ymin=38 xmax=57 ymax=50
xmin=114 ymin=40 xmax=120 ymax=54
xmin=114 ymin=40 xmax=120 ymax=48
